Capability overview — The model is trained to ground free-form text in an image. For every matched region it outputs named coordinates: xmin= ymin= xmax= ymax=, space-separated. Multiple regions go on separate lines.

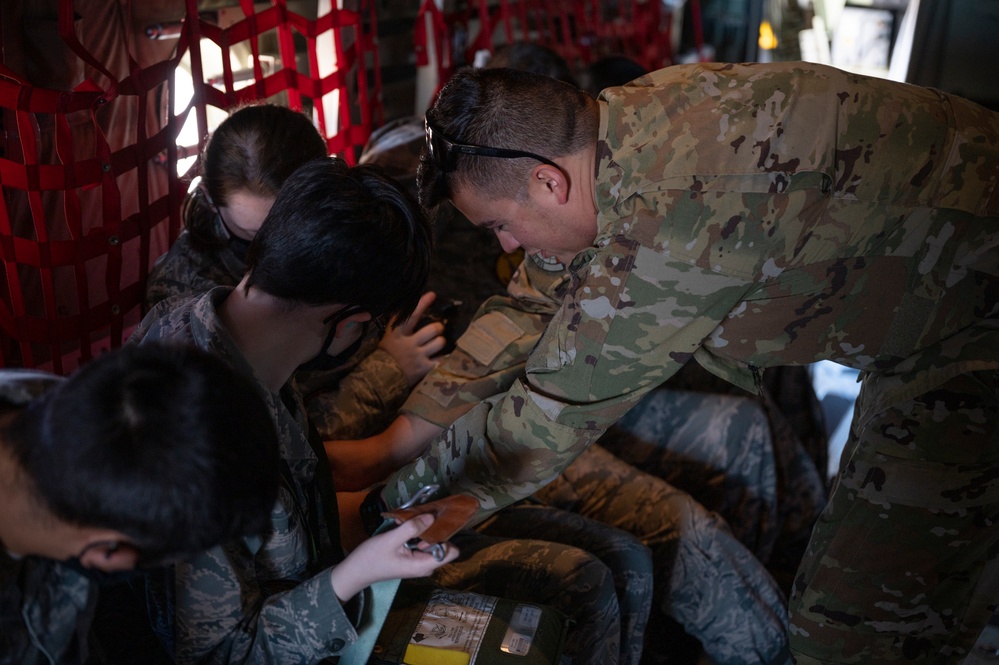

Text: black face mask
xmin=211 ymin=202 xmax=252 ymax=263
xmin=297 ymin=305 xmax=369 ymax=374
xmin=297 ymin=331 xmax=366 ymax=373
xmin=226 ymin=234 xmax=252 ymax=263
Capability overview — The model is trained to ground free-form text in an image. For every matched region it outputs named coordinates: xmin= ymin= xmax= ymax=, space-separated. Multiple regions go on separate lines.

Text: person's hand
xmin=331 ymin=513 xmax=459 ymax=602
xmin=378 ymin=291 xmax=446 ymax=387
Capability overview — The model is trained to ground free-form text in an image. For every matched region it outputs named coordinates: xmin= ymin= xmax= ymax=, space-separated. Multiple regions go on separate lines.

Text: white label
xmin=500 ymin=604 xmax=543 ymax=656
xmin=409 ymin=589 xmax=498 ymax=662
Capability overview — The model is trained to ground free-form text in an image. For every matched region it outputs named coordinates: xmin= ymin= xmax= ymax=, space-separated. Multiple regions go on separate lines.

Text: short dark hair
xmin=245 ymin=157 xmax=433 ymax=322
xmin=418 ymin=66 xmax=596 ymax=209
xmin=186 ymin=104 xmax=328 ymax=250
xmin=1 ymin=344 xmax=280 ymax=561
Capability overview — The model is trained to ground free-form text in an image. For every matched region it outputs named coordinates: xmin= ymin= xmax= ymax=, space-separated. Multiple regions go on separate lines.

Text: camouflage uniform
xmin=132 ymin=289 xmax=361 ymax=664
xmin=386 ymin=61 xmax=999 ymax=662
xmin=406 ymin=254 xmax=801 ymax=663
xmin=0 ymin=370 xmax=97 ymax=665
xmin=131 ymin=287 xmax=636 ymax=665
xmin=146 ymin=221 xmax=410 ymax=440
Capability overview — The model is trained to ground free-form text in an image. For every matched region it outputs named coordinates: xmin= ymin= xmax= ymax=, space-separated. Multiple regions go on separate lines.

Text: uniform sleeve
xmin=402 ymin=256 xmax=566 ymax=428
xmin=145 ymin=232 xmax=243 ymax=310
xmin=383 ymin=237 xmax=752 ymax=522
xmin=304 ymin=348 xmax=411 ymax=440
xmin=174 ymin=492 xmax=358 ymax=665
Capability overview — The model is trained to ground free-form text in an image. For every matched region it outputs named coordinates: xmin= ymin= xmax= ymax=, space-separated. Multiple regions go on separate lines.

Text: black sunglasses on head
xmin=425 ymin=117 xmax=561 ymax=174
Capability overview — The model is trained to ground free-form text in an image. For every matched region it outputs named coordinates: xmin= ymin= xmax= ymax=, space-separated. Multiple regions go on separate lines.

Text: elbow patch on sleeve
xmin=456 ymin=312 xmax=526 ymax=367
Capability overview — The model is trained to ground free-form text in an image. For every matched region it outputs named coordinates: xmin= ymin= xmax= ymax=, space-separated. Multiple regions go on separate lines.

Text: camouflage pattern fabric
xmin=385 ymin=61 xmax=999 ymax=663
xmin=145 ymin=224 xmax=246 ymax=311
xmin=533 ymin=443 xmax=789 ymax=665
xmin=596 ymin=387 xmax=780 ymax=558
xmin=414 ymin=397 xmax=790 ymax=664
xmin=0 ymin=555 xmax=96 ymax=665
xmin=790 ymin=369 xmax=999 ymax=663
xmin=362 ymin=124 xmax=790 ymax=661
xmin=130 ymin=288 xmax=358 ymax=664
xmin=0 ymin=371 xmax=97 ymax=665
xmin=407 ymin=253 xmax=817 ymax=662
xmin=598 ymin=381 xmax=827 ymax=594
xmin=296 ymin=346 xmax=411 ymax=440
xmin=438 ymin=504 xmax=654 ymax=665
xmin=130 ymin=288 xmax=631 ymax=665
xmin=145 ymin=222 xmax=410 ymax=441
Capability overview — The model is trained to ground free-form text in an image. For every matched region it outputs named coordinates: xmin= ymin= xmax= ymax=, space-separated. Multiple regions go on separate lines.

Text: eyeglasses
xmin=425 ymin=117 xmax=561 ymax=174
xmin=317 ymin=305 xmax=366 ymax=360
xmin=198 ymin=183 xmax=242 ymax=242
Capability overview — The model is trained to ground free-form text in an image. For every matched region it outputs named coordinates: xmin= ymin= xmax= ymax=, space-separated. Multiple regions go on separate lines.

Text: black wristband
xmin=359 ymin=484 xmax=388 ymax=536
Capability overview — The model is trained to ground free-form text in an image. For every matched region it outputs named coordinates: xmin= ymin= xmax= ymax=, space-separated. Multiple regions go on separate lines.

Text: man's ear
xmin=531 ymin=163 xmax=570 ymax=205
xmin=78 ymin=539 xmax=140 ymax=572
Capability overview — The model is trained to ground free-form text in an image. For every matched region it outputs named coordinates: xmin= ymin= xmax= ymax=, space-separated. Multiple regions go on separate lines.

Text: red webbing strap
xmin=1 ymin=0 xmax=380 ymax=372
xmin=438 ymin=0 xmax=670 ymax=73
xmin=187 ymin=1 xmax=377 ymax=161
xmin=689 ymin=0 xmax=706 ymax=62
xmin=58 ymin=0 xmax=125 ymax=358
xmin=466 ymin=0 xmax=496 ymax=59
xmin=415 ymin=0 xmax=452 ymax=105
xmin=360 ymin=0 xmax=384 ymax=131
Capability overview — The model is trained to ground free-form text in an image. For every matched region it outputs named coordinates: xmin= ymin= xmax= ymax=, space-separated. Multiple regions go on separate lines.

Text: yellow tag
xmin=403 ymin=643 xmax=470 ymax=665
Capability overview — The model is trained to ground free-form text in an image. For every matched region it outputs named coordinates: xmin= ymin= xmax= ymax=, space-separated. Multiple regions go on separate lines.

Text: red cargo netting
xmin=1 ymin=0 xmax=381 ymax=373
xmin=439 ymin=0 xmax=680 ymax=74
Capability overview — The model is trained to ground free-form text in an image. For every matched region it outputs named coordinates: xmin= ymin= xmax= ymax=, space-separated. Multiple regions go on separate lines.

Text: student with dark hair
xmin=147 ymin=103 xmax=445 ymax=441
xmin=147 ymin=104 xmax=329 ymax=303
xmin=135 ymin=156 xmax=636 ymax=665
xmin=132 ymin=157 xmax=456 ymax=664
xmin=392 ymin=62 xmax=999 ymax=663
xmin=0 ymin=344 xmax=281 ymax=665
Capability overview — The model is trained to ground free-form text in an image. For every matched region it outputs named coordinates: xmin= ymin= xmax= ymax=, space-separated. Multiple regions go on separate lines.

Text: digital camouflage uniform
xmin=146 ymin=219 xmax=410 ymax=440
xmin=0 ymin=370 xmax=97 ymax=665
xmin=405 ymin=253 xmax=806 ymax=664
xmin=130 ymin=287 xmax=638 ymax=665
xmin=132 ymin=288 xmax=363 ymax=664
xmin=386 ymin=61 xmax=999 ymax=663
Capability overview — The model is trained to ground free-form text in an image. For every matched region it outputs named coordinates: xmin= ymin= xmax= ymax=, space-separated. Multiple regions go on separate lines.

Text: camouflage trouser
xmin=599 ymin=387 xmax=781 ymax=558
xmin=789 ymin=370 xmax=999 ymax=664
xmin=431 ymin=507 xmax=652 ymax=665
xmin=535 ymin=440 xmax=790 ymax=665
xmin=600 ymin=386 xmax=826 ymax=590
xmin=474 ymin=502 xmax=655 ymax=665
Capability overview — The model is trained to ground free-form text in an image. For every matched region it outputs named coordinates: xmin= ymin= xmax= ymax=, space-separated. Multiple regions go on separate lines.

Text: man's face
xmin=451 ymin=185 xmax=597 ymax=266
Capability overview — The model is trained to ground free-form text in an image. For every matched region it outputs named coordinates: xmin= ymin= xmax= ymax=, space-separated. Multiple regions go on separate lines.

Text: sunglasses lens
xmin=433 ymin=137 xmax=447 ymax=169
xmin=426 ymin=121 xmax=454 ymax=172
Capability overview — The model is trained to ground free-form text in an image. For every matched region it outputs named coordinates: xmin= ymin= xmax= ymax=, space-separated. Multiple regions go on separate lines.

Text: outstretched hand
xmin=378 ymin=291 xmax=446 ymax=387
xmin=331 ymin=513 xmax=459 ymax=602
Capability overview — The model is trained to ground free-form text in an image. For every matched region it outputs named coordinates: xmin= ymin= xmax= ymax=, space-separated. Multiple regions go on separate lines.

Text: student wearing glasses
xmin=0 ymin=344 xmax=282 ymax=665
xmin=366 ymin=62 xmax=999 ymax=664
xmin=146 ymin=104 xmax=446 ymax=442
xmin=131 ymin=157 xmax=463 ymax=664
